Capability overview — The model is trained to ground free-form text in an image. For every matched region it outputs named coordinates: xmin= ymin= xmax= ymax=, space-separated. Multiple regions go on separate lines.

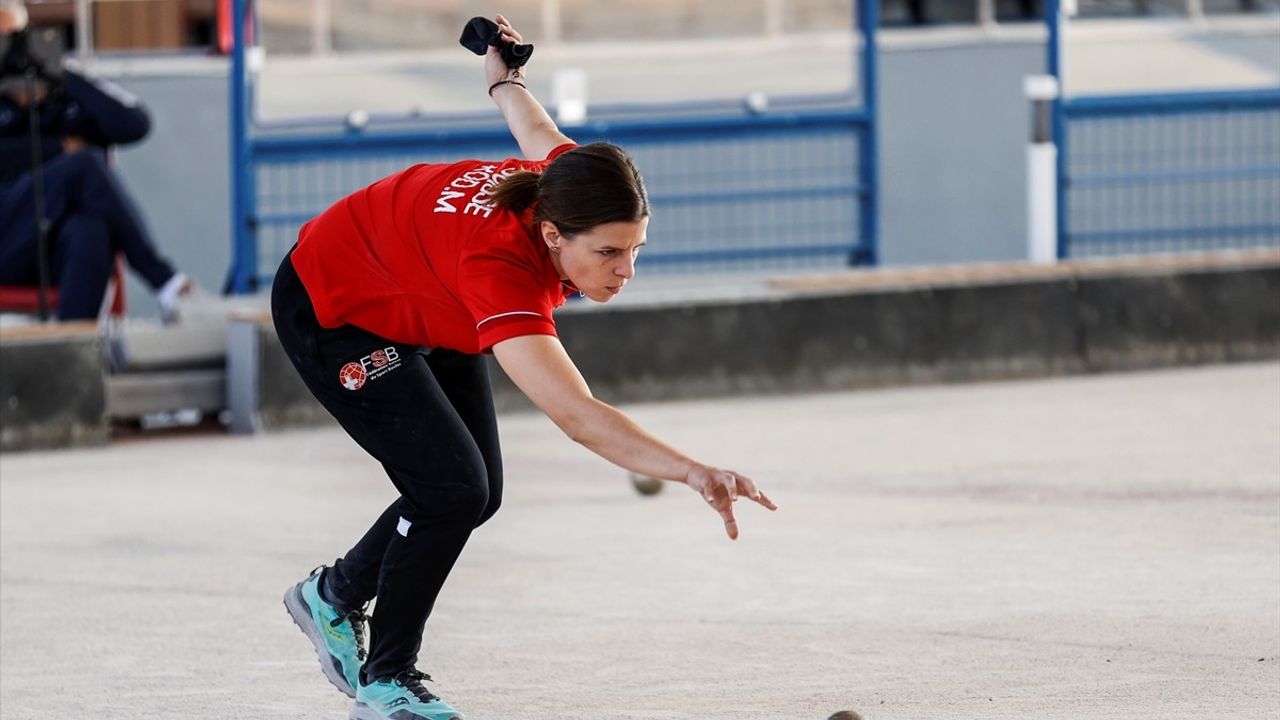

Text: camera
xmin=0 ymin=26 xmax=64 ymax=91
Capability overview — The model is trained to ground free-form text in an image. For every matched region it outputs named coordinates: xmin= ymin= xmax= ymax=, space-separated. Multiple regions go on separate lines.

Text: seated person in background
xmin=0 ymin=0 xmax=192 ymax=322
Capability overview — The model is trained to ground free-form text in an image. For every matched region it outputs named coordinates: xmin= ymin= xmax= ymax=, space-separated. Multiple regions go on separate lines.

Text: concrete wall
xmin=0 ymin=324 xmax=108 ymax=452
xmin=6 ymin=254 xmax=1276 ymax=447
xmin=487 ymin=254 xmax=1280 ymax=412
xmin=223 ymin=255 xmax=1280 ymax=427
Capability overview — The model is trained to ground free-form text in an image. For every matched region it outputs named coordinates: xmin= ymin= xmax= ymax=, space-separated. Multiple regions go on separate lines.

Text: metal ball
xmin=629 ymin=472 xmax=664 ymax=496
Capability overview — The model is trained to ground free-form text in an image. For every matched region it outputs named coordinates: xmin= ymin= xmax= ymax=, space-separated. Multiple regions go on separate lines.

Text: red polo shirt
xmin=290 ymin=143 xmax=578 ymax=354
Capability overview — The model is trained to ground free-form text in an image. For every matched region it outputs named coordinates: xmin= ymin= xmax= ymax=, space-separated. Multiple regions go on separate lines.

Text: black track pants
xmin=271 ymin=253 xmax=503 ymax=682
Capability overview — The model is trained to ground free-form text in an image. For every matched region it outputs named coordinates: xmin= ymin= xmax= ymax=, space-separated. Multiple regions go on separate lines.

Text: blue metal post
xmin=226 ymin=0 xmax=257 ymax=294
xmin=855 ymin=0 xmax=879 ymax=266
xmin=1046 ymin=0 xmax=1068 ymax=259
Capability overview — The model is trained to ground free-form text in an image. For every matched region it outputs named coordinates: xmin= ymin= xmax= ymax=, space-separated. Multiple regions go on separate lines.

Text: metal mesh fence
xmin=1063 ymin=91 xmax=1280 ymax=257
xmin=250 ymin=116 xmax=865 ymax=286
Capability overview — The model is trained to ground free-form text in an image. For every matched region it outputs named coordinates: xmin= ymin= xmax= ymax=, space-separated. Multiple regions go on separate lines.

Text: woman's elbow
xmin=548 ymin=401 xmax=601 ymax=447
xmin=555 ymin=411 xmax=592 ymax=447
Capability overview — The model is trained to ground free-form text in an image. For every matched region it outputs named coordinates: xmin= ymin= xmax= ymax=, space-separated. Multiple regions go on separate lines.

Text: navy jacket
xmin=0 ymin=69 xmax=150 ymax=185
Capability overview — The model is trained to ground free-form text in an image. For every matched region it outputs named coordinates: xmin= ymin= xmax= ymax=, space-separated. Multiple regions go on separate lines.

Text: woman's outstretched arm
xmin=493 ymin=334 xmax=778 ymax=540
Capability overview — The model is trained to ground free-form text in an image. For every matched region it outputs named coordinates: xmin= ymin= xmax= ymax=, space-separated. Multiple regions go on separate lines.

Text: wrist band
xmin=488 ymin=79 xmax=527 ymax=97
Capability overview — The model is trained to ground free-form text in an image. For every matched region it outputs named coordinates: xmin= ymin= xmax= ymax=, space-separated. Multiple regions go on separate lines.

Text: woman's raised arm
xmin=485 ymin=14 xmax=574 ymax=161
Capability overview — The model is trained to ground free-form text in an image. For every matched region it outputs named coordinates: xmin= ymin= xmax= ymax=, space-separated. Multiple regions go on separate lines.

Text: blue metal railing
xmin=226 ymin=1 xmax=879 ymax=294
xmin=1046 ymin=2 xmax=1280 ymax=258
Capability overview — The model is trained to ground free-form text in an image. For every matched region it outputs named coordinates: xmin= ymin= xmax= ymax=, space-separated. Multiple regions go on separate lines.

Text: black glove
xmin=459 ymin=17 xmax=533 ymax=69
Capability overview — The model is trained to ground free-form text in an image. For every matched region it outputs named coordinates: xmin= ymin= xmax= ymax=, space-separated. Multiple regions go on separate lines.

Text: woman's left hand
xmin=685 ymin=464 xmax=778 ymax=541
xmin=484 ymin=14 xmax=526 ymax=89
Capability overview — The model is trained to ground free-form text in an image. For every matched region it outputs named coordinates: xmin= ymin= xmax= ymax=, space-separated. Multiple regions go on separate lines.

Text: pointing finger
xmin=719 ymin=505 xmax=739 ymax=540
xmin=754 ymin=489 xmax=779 ymax=511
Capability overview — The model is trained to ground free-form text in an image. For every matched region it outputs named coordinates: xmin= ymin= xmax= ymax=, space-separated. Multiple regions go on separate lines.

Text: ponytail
xmin=491 ymin=143 xmax=649 ymax=235
xmin=490 ymin=171 xmax=541 ymax=212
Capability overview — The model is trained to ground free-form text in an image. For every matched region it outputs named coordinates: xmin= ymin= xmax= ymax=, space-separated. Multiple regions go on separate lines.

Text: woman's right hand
xmin=484 ymin=14 xmax=526 ymax=89
xmin=684 ymin=464 xmax=778 ymax=540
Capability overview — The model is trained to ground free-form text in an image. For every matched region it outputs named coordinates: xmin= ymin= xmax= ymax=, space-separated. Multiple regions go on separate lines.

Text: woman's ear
xmin=540 ymin=221 xmax=561 ymax=251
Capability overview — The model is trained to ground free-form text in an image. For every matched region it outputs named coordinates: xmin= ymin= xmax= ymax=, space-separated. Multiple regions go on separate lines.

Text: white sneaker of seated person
xmin=157 ymin=273 xmax=198 ymax=325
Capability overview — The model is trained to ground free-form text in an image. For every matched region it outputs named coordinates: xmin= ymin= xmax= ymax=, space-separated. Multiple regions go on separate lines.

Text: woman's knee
xmin=475 ymin=490 xmax=502 ymax=528
xmin=409 ymin=463 xmax=490 ymax=524
xmin=459 ymin=426 xmax=502 ymax=526
xmin=474 ymin=461 xmax=503 ymax=527
xmin=444 ymin=477 xmax=490 ymax=524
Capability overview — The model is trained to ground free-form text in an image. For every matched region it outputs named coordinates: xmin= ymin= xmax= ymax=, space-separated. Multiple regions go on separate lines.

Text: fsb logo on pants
xmin=339 ymin=346 xmax=402 ymax=391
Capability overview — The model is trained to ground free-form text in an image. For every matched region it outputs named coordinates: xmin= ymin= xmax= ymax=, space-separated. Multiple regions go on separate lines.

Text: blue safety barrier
xmin=1046 ymin=0 xmax=1280 ymax=258
xmin=226 ymin=3 xmax=879 ymax=294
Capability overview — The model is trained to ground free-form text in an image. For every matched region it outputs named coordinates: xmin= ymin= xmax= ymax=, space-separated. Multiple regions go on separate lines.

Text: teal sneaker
xmin=283 ymin=567 xmax=367 ymax=697
xmin=350 ymin=669 xmax=464 ymax=720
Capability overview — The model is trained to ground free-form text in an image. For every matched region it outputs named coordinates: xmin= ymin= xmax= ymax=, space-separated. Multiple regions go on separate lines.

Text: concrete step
xmin=106 ymin=369 xmax=226 ymax=419
xmin=107 ymin=293 xmax=269 ymax=372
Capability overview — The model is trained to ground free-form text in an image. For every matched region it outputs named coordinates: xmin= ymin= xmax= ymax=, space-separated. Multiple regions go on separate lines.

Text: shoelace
xmin=330 ymin=607 xmax=369 ymax=661
xmin=394 ymin=669 xmax=440 ymax=703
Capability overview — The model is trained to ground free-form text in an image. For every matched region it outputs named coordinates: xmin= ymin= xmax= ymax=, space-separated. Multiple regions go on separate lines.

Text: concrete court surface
xmin=2 ymin=363 xmax=1279 ymax=720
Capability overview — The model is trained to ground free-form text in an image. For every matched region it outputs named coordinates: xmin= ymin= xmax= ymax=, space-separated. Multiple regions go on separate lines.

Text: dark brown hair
xmin=490 ymin=142 xmax=649 ymax=236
